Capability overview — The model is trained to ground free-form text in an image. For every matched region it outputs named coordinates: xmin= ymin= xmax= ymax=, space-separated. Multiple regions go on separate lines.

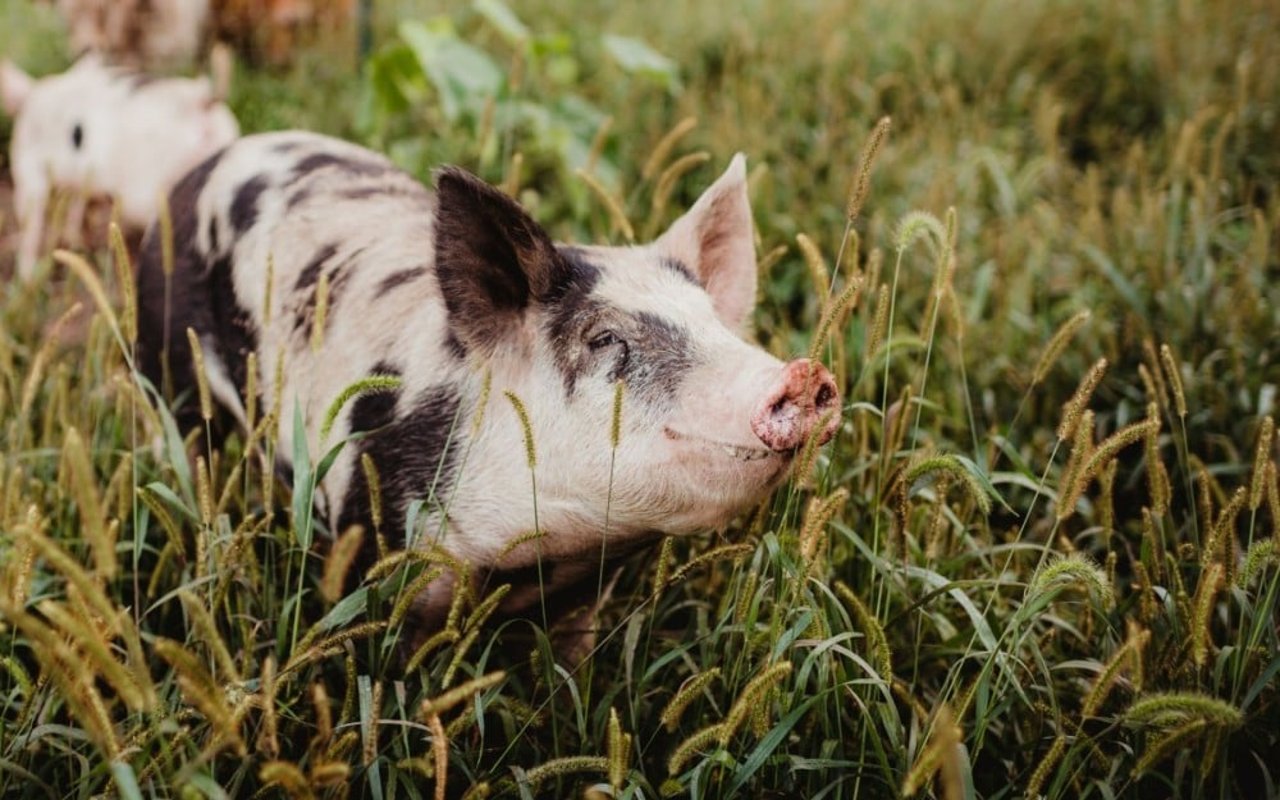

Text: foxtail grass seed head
xmin=796 ymin=233 xmax=830 ymax=301
xmin=1033 ymin=310 xmax=1091 ymax=385
xmin=1160 ymin=343 xmax=1187 ymax=417
xmin=721 ymin=661 xmax=793 ymax=744
xmin=608 ymin=707 xmax=630 ymax=790
xmin=109 ymin=223 xmax=136 ymax=344
xmin=642 ymin=116 xmax=698 ymax=180
xmin=668 ymin=722 xmax=727 ymax=776
xmin=54 ymin=250 xmax=120 ymax=340
xmin=185 ymin=327 xmax=214 ymax=422
xmin=1250 ymin=416 xmax=1274 ymax=511
xmin=846 ymin=115 xmax=891 ymax=222
xmin=1238 ymin=539 xmax=1277 ymax=587
xmin=799 ymin=488 xmax=849 ymax=566
xmin=611 ymin=379 xmax=625 ymax=448
xmin=1124 ymin=691 xmax=1244 ymax=730
xmin=358 ymin=454 xmax=383 ymax=535
xmin=901 ymin=703 xmax=962 ymax=799
xmin=1058 ymin=357 xmax=1107 ymax=441
xmin=311 ymin=271 xmax=330 ymax=351
xmin=903 ymin=454 xmax=993 ymax=516
xmin=586 ymin=115 xmax=613 ymax=175
xmin=244 ymin=350 xmax=259 ymax=433
xmin=320 ymin=374 xmax=403 ymax=443
xmin=1190 ymin=562 xmax=1224 ymax=667
xmin=321 ymin=525 xmax=364 ymax=603
xmin=660 ymin=668 xmax=722 ymax=732
xmin=651 ymin=151 xmax=712 ymax=220
xmin=1145 ymin=403 xmax=1171 ymax=517
xmin=866 ymin=282 xmax=891 ymax=360
xmin=158 ymin=193 xmax=175 ymax=275
xmin=895 ymin=210 xmax=945 ymax=254
xmin=1029 ymin=552 xmax=1112 ymax=609
xmin=577 ymin=169 xmax=634 ymax=242
xmin=808 ymin=274 xmax=864 ymax=363
xmin=835 ymin=580 xmax=892 ymax=678
xmin=504 ymin=391 xmax=537 ymax=469
xmin=420 ymin=671 xmax=506 ymax=718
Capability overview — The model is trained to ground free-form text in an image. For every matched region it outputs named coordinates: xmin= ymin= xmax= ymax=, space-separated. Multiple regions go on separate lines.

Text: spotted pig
xmin=136 ymin=131 xmax=840 ymax=623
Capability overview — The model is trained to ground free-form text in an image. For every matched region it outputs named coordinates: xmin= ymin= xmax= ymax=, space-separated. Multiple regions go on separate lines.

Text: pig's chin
xmin=662 ymin=425 xmax=792 ymax=490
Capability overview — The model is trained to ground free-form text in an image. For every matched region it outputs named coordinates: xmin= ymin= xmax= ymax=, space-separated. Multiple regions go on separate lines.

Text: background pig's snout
xmin=750 ymin=359 xmax=841 ymax=452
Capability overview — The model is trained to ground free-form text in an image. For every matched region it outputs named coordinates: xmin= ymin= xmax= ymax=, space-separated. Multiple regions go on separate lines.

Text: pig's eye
xmin=71 ymin=123 xmax=83 ymax=150
xmin=588 ymin=330 xmax=624 ymax=351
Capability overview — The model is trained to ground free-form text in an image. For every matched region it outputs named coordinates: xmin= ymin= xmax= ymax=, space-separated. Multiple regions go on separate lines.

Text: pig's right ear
xmin=0 ymin=60 xmax=33 ymax=116
xmin=433 ymin=167 xmax=567 ymax=354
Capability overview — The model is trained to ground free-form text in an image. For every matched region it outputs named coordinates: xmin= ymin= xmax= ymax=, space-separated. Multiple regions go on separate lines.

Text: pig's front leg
xmin=14 ymin=182 xmax=48 ymax=281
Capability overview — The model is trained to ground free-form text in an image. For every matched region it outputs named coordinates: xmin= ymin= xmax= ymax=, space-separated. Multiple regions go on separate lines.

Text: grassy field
xmin=2 ymin=0 xmax=1279 ymax=797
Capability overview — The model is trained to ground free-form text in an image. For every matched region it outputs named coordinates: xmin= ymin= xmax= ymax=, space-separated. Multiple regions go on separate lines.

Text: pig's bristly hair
xmin=432 ymin=166 xmax=570 ymax=354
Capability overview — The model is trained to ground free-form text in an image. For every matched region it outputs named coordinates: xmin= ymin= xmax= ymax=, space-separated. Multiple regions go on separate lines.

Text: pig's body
xmin=1 ymin=56 xmax=239 ymax=279
xmin=137 ymin=131 xmax=839 ymax=621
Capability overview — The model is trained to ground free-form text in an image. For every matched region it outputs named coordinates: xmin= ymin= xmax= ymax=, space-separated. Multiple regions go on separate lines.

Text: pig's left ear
xmin=655 ymin=154 xmax=756 ymax=333
xmin=0 ymin=60 xmax=33 ymax=116
xmin=433 ymin=166 xmax=569 ymax=354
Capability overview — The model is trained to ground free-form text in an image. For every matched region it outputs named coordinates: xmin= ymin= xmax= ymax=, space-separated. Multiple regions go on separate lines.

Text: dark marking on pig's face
xmin=432 ymin=166 xmax=570 ymax=355
xmin=338 ymin=380 xmax=463 ymax=557
xmin=71 ymin=122 xmax=83 ymax=150
xmin=231 ymin=176 xmax=268 ymax=234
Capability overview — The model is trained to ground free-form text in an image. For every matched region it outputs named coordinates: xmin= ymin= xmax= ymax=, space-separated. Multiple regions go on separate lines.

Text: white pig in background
xmin=135 ymin=131 xmax=842 ymax=628
xmin=0 ymin=55 xmax=239 ymax=280
xmin=55 ymin=0 xmax=210 ymax=67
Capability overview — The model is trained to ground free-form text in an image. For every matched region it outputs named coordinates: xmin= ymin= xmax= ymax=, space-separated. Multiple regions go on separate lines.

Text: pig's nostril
xmin=815 ymin=383 xmax=835 ymax=408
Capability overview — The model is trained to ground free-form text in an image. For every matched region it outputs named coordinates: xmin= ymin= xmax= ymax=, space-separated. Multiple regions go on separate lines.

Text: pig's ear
xmin=0 ymin=60 xmax=33 ymax=116
xmin=433 ymin=166 xmax=567 ymax=353
xmin=655 ymin=153 xmax=757 ymax=333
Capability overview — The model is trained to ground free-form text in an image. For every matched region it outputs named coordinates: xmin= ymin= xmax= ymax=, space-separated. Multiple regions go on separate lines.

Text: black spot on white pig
xmin=136 ymin=131 xmax=841 ymax=625
xmin=0 ymin=55 xmax=238 ymax=280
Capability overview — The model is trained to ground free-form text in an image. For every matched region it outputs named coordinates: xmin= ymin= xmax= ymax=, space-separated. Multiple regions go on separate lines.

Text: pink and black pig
xmin=1 ymin=55 xmax=238 ymax=280
xmin=135 ymin=131 xmax=841 ymax=623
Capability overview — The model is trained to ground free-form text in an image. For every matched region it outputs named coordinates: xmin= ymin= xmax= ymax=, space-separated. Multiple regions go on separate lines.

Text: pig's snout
xmin=750 ymin=359 xmax=841 ymax=452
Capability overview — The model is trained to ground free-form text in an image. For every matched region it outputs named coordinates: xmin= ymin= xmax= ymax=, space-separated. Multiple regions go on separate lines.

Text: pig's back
xmin=137 ymin=131 xmax=455 ymax=435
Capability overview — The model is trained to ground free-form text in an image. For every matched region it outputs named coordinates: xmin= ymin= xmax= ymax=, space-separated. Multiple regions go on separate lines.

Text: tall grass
xmin=1 ymin=0 xmax=1278 ymax=797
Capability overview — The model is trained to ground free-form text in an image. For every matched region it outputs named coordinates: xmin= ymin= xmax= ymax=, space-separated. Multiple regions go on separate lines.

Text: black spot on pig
xmin=231 ymin=176 xmax=268 ymax=234
xmin=338 ymin=382 xmax=463 ymax=560
xmin=137 ymin=147 xmax=229 ymax=419
xmin=347 ymin=361 xmax=402 ymax=433
xmin=208 ymin=253 xmax=257 ymax=396
xmin=71 ymin=123 xmax=83 ymax=150
xmin=376 ymin=266 xmax=428 ymax=298
xmin=290 ymin=152 xmax=391 ymax=185
xmin=660 ymin=257 xmax=699 ymax=286
xmin=295 ymin=243 xmax=339 ymax=291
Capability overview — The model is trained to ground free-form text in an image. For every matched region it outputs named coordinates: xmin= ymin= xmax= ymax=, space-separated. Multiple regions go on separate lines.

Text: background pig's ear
xmin=655 ymin=153 xmax=756 ymax=334
xmin=433 ymin=166 xmax=567 ymax=353
xmin=0 ymin=60 xmax=33 ymax=116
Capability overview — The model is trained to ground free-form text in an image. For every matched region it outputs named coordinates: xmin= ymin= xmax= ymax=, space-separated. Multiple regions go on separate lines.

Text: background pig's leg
xmin=14 ymin=181 xmax=47 ymax=280
xmin=62 ymin=192 xmax=87 ymax=248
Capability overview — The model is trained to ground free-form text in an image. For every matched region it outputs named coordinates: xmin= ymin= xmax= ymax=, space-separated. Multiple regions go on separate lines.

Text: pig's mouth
xmin=663 ymin=427 xmax=779 ymax=462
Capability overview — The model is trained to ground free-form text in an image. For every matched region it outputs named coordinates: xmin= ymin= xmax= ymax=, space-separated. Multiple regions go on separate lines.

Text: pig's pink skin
xmin=136 ymin=131 xmax=842 ymax=623
xmin=2 ymin=55 xmax=238 ymax=280
xmin=750 ymin=358 xmax=841 ymax=451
